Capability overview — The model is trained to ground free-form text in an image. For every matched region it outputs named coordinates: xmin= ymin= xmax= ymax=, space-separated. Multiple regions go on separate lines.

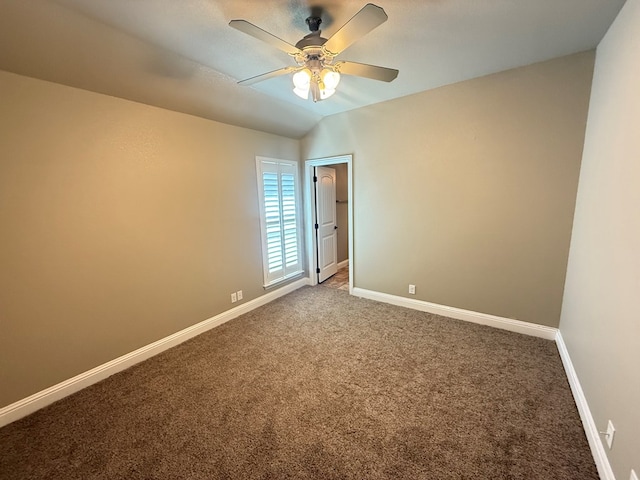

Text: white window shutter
xmin=257 ymin=158 xmax=302 ymax=286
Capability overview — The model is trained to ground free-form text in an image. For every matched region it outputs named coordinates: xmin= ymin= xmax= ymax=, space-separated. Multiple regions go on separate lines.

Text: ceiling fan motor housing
xmin=295 ymin=31 xmax=328 ymax=50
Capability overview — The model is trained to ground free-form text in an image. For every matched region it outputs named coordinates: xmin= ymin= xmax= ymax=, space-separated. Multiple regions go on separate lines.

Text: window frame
xmin=255 ymin=156 xmax=304 ymax=288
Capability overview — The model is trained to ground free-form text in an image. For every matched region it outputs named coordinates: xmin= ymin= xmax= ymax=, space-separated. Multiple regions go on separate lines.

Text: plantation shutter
xmin=257 ymin=158 xmax=302 ymax=286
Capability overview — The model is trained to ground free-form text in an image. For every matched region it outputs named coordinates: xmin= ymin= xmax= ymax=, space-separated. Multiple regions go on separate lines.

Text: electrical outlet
xmin=408 ymin=284 xmax=416 ymax=295
xmin=630 ymin=470 xmax=638 ymax=480
xmin=605 ymin=420 xmax=615 ymax=449
xmin=237 ymin=290 xmax=243 ymax=301
xmin=231 ymin=292 xmax=237 ymax=303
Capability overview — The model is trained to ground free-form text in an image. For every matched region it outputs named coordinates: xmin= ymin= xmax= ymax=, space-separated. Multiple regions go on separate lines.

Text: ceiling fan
xmin=229 ymin=3 xmax=399 ymax=102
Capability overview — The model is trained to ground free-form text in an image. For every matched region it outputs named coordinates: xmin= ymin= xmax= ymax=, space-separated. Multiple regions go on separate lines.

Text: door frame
xmin=304 ymin=154 xmax=353 ymax=293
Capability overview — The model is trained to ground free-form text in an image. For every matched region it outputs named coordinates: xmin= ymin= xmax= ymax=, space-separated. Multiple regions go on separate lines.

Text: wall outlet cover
xmin=605 ymin=420 xmax=615 ymax=449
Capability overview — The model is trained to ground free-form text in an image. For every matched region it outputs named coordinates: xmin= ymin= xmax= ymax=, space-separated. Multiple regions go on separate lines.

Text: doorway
xmin=315 ymin=165 xmax=339 ymax=283
xmin=304 ymin=155 xmax=353 ymax=293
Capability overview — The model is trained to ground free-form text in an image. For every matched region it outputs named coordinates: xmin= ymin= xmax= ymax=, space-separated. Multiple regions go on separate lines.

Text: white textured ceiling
xmin=0 ymin=0 xmax=626 ymax=138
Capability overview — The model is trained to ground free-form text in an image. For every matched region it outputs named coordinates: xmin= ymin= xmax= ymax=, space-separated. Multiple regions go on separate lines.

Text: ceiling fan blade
xmin=238 ymin=66 xmax=298 ymax=86
xmin=323 ymin=4 xmax=388 ymax=55
xmin=229 ymin=19 xmax=301 ymax=56
xmin=335 ymin=61 xmax=398 ymax=82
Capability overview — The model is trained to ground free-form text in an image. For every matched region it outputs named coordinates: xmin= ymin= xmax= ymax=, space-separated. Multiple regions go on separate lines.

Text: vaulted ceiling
xmin=0 ymin=0 xmax=626 ymax=138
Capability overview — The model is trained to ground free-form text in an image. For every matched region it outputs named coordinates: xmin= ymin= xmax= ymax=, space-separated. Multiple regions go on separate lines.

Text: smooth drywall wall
xmin=559 ymin=0 xmax=640 ymax=476
xmin=302 ymin=52 xmax=594 ymax=327
xmin=0 ymin=71 xmax=299 ymax=407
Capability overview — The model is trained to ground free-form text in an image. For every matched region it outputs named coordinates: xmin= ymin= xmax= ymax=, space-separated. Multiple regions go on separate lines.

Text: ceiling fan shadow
xmin=286 ymin=1 xmax=335 ymax=32
xmin=143 ymin=52 xmax=199 ymax=80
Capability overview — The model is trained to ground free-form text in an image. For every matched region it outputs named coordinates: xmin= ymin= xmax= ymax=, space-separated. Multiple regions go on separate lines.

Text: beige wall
xmin=302 ymin=52 xmax=594 ymax=327
xmin=559 ymin=0 xmax=640 ymax=477
xmin=0 ymin=48 xmax=602 ymax=415
xmin=0 ymin=71 xmax=299 ymax=407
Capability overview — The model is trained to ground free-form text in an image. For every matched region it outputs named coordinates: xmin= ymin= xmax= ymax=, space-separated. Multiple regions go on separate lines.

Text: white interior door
xmin=315 ymin=166 xmax=338 ymax=283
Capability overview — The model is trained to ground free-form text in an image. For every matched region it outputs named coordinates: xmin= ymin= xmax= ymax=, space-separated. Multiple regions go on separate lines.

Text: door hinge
xmin=316 ymin=268 xmax=321 ymax=274
xmin=314 ymin=223 xmax=319 ymax=230
xmin=313 ymin=175 xmax=317 ymax=182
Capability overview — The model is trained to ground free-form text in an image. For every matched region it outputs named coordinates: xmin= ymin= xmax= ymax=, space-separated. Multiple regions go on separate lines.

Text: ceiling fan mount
xmin=305 ymin=15 xmax=322 ymax=33
xmin=229 ymin=3 xmax=399 ymax=103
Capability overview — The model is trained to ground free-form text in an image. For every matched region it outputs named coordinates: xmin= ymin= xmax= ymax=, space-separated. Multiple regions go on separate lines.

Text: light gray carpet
xmin=0 ymin=286 xmax=597 ymax=479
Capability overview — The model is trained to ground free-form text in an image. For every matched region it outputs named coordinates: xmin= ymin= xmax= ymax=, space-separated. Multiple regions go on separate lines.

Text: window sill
xmin=263 ymin=270 xmax=305 ymax=290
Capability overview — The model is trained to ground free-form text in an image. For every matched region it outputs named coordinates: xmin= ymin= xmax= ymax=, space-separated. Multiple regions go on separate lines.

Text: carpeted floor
xmin=0 ymin=286 xmax=597 ymax=479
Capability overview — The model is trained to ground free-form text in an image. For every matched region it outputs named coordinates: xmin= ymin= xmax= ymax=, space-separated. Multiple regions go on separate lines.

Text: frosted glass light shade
xmin=321 ymin=70 xmax=341 ymax=90
xmin=293 ymin=69 xmax=311 ymax=99
xmin=292 ymin=69 xmax=311 ymax=89
xmin=292 ymin=68 xmax=339 ymax=101
xmin=320 ymin=88 xmax=336 ymax=100
xmin=293 ymin=86 xmax=310 ymax=99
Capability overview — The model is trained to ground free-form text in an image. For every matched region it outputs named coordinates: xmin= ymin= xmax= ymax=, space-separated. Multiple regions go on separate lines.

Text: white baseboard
xmin=0 ymin=277 xmax=310 ymax=428
xmin=555 ymin=332 xmax=615 ymax=480
xmin=337 ymin=259 xmax=349 ymax=269
xmin=351 ymin=287 xmax=558 ymax=340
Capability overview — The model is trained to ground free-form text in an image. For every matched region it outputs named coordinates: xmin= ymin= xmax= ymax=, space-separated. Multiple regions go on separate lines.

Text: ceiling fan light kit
xmin=290 ymin=42 xmax=340 ymax=101
xmin=229 ymin=3 xmax=398 ymax=103
xmin=293 ymin=67 xmax=339 ymax=102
